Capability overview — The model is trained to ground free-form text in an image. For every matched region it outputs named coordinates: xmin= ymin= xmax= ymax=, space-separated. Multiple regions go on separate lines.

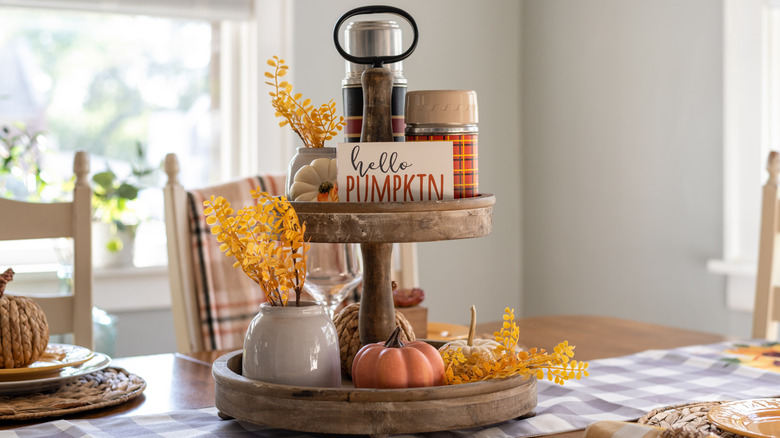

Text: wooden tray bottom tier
xmin=212 ymin=350 xmax=536 ymax=436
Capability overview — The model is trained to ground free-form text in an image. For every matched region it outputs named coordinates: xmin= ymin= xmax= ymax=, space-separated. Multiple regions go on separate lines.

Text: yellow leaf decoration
xmin=266 ymin=57 xmax=345 ymax=148
xmin=202 ymin=191 xmax=309 ymax=306
xmin=440 ymin=308 xmax=590 ymax=385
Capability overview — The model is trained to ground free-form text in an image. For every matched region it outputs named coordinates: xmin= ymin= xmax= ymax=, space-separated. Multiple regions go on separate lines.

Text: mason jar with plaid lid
xmin=404 ymin=90 xmax=478 ymax=198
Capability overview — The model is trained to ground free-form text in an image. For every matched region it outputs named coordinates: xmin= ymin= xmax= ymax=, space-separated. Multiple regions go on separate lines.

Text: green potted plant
xmin=0 ymin=124 xmax=48 ymax=201
xmin=91 ymin=141 xmax=156 ymax=267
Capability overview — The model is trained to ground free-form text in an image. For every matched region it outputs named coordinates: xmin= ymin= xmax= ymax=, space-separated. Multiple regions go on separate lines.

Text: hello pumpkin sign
xmin=337 ymin=142 xmax=454 ymax=203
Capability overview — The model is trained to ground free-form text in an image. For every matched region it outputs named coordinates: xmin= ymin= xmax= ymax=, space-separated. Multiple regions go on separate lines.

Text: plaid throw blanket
xmin=186 ymin=174 xmax=286 ymax=351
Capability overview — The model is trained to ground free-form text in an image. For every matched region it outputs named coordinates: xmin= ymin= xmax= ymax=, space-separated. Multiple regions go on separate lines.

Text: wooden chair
xmin=164 ymin=153 xmax=287 ymax=353
xmin=754 ymin=150 xmax=780 ymax=340
xmin=0 ymin=151 xmax=94 ymax=349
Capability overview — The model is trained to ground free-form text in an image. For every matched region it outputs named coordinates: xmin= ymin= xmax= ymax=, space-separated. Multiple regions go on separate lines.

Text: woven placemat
xmin=638 ymin=401 xmax=740 ymax=438
xmin=0 ymin=367 xmax=146 ymax=421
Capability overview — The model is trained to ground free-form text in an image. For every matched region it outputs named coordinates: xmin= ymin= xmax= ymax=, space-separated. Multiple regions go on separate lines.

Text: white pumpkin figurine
xmin=438 ymin=305 xmax=503 ymax=361
xmin=289 ymin=157 xmax=338 ymax=202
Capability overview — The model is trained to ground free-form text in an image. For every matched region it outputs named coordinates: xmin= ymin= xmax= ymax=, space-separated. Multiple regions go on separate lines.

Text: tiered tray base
xmin=213 ymin=350 xmax=536 ymax=435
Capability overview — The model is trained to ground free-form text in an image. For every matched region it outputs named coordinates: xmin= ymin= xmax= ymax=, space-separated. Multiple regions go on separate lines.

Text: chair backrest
xmin=0 ymin=151 xmax=93 ymax=349
xmin=754 ymin=150 xmax=780 ymax=340
xmin=164 ymin=153 xmax=286 ymax=353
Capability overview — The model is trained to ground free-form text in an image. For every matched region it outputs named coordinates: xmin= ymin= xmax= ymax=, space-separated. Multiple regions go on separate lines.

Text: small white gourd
xmin=289 ymin=158 xmax=338 ymax=202
xmin=438 ymin=305 xmax=502 ymax=361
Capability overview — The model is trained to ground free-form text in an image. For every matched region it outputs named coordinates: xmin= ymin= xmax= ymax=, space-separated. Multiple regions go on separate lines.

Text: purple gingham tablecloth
xmin=6 ymin=341 xmax=780 ymax=438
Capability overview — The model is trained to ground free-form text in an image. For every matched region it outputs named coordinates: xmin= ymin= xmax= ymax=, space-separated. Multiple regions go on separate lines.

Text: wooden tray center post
xmin=358 ymin=242 xmax=396 ymax=344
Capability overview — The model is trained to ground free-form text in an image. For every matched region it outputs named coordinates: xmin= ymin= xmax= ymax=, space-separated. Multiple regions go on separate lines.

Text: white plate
xmin=0 ymin=352 xmax=111 ymax=395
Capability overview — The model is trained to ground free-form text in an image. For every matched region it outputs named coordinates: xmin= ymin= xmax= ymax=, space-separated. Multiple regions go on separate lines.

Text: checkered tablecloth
xmin=7 ymin=341 xmax=780 ymax=438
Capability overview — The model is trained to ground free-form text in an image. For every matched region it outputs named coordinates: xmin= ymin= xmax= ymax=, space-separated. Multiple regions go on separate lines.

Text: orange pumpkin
xmin=351 ymin=326 xmax=445 ymax=389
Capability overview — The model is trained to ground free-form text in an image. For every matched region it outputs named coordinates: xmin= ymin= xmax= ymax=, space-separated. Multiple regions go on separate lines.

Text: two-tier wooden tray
xmin=213 ymin=195 xmax=538 ymax=435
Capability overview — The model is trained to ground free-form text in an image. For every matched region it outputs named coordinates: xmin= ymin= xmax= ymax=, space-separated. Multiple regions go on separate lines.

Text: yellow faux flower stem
xmin=266 ymin=56 xmax=344 ymax=149
xmin=203 ymin=191 xmax=307 ymax=307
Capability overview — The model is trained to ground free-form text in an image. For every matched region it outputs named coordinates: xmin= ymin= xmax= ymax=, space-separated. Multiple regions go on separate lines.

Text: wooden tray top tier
xmin=291 ymin=195 xmax=496 ymax=345
xmin=291 ymin=194 xmax=495 ymax=243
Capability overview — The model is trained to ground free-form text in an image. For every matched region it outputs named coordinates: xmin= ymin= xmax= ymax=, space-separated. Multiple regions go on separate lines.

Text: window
xmin=0 ymin=0 xmax=289 ymax=311
xmin=708 ymin=0 xmax=778 ymax=311
xmin=0 ymin=8 xmax=215 ymax=268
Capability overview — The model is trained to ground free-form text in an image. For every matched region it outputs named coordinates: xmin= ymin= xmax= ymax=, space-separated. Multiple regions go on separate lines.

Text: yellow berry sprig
xmin=265 ymin=56 xmax=345 ymax=148
xmin=440 ymin=308 xmax=590 ymax=385
xmin=203 ymin=190 xmax=309 ymax=306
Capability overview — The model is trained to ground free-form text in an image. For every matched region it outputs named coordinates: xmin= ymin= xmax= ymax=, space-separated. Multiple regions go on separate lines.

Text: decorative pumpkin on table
xmin=333 ymin=301 xmax=416 ymax=377
xmin=352 ymin=326 xmax=445 ymax=389
xmin=438 ymin=307 xmax=590 ymax=385
xmin=0 ymin=268 xmax=49 ymax=368
xmin=438 ymin=305 xmax=503 ymax=362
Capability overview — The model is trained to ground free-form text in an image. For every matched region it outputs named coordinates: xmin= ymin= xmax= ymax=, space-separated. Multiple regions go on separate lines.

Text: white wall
xmin=521 ymin=0 xmax=752 ymax=337
xmin=289 ymin=0 xmax=523 ymax=325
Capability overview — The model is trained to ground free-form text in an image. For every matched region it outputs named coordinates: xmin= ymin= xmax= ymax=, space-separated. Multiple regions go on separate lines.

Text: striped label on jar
xmin=343 ymin=85 xmax=406 ymax=142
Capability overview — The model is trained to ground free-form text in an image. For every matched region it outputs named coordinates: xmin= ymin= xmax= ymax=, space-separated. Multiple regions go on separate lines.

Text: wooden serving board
xmin=213 ymin=350 xmax=536 ymax=436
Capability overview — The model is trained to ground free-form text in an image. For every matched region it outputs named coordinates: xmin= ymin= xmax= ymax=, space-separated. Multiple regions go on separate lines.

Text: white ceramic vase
xmin=242 ymin=300 xmax=341 ymax=388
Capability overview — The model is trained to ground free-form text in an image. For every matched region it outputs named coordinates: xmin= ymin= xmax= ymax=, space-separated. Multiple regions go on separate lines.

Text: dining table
xmin=0 ymin=314 xmax=746 ymax=437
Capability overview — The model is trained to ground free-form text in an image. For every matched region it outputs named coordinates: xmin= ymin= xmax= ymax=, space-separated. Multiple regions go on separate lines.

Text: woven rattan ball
xmin=0 ymin=268 xmax=49 ymax=368
xmin=333 ymin=303 xmax=416 ymax=377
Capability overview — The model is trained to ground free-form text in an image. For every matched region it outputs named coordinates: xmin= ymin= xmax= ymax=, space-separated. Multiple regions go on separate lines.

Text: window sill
xmin=707 ymin=259 xmax=756 ymax=312
xmin=9 ymin=264 xmax=171 ymax=314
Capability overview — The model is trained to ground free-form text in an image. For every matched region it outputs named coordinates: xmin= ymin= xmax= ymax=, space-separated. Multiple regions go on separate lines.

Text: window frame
xmin=0 ymin=0 xmax=254 ymax=21
xmin=708 ymin=0 xmax=774 ymax=312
